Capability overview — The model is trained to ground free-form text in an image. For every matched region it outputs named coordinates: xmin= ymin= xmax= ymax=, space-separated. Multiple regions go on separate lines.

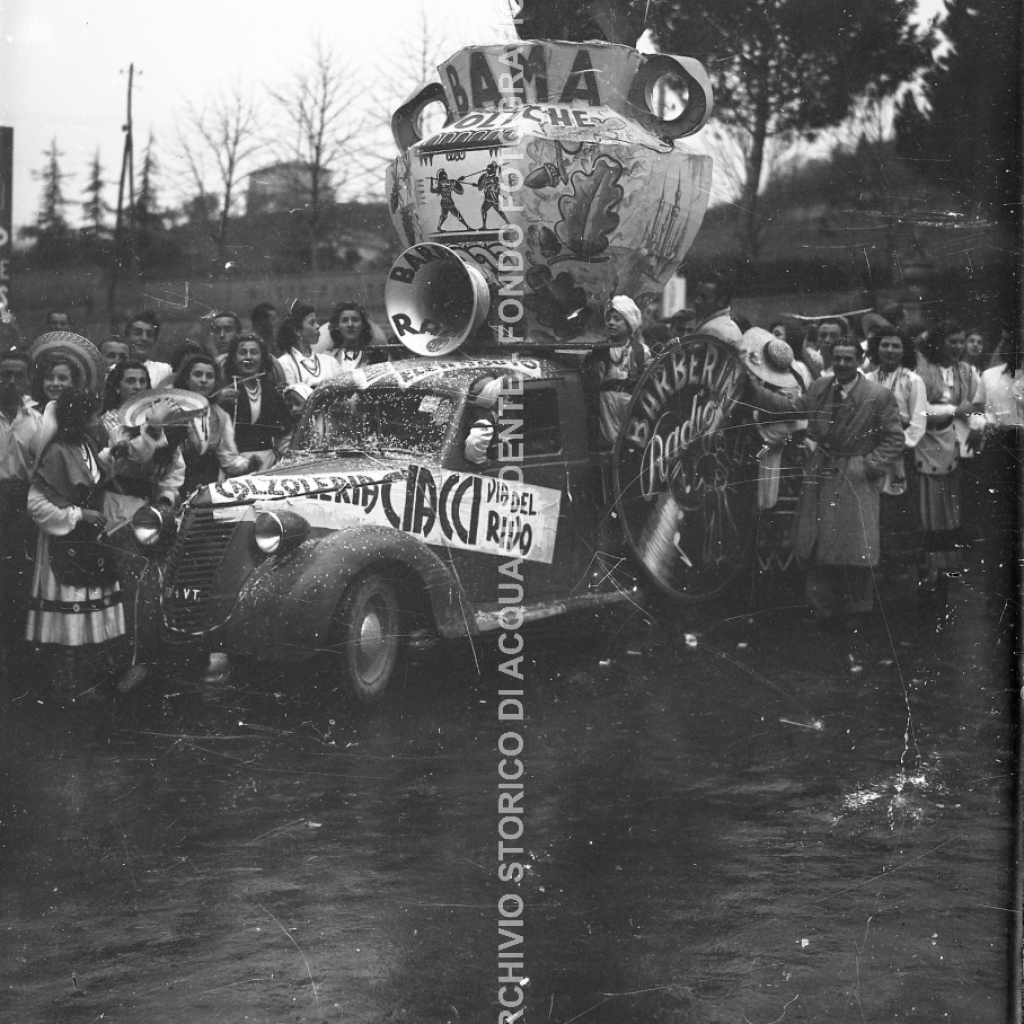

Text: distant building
xmin=246 ymin=162 xmax=334 ymax=216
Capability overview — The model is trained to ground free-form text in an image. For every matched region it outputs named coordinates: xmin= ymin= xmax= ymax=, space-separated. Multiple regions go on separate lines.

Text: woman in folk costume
xmin=218 ymin=333 xmax=291 ymax=471
xmin=914 ymin=321 xmax=979 ymax=594
xmin=277 ymin=301 xmax=340 ymax=389
xmin=582 ymin=296 xmax=651 ymax=447
xmin=172 ymin=353 xmax=257 ymax=496
xmin=314 ymin=301 xmax=389 ymax=369
xmin=25 ymin=388 xmax=125 ymax=695
xmin=865 ymin=329 xmax=928 ymax=578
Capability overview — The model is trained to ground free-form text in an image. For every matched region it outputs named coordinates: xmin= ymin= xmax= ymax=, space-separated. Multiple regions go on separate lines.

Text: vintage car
xmin=135 ymin=339 xmax=757 ymax=702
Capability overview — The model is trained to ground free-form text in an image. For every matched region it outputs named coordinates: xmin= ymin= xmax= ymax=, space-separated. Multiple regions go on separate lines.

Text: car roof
xmin=315 ymin=354 xmax=571 ymax=399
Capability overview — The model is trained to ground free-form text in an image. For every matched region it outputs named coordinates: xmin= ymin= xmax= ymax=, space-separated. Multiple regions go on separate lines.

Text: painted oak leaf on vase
xmin=554 ymin=156 xmax=624 ymax=262
xmin=523 ymin=265 xmax=594 ymax=338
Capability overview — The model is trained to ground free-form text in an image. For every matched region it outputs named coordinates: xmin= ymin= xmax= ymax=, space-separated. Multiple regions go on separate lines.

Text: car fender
xmin=221 ymin=524 xmax=474 ymax=662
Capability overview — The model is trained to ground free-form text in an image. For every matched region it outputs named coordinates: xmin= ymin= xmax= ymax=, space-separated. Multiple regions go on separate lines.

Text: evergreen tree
xmin=19 ymin=139 xmax=75 ymax=266
xmin=134 ymin=134 xmax=159 ymax=228
xmin=81 ymin=150 xmax=110 ymax=237
xmin=31 ymin=138 xmax=72 ymax=238
xmin=131 ymin=134 xmax=166 ymax=274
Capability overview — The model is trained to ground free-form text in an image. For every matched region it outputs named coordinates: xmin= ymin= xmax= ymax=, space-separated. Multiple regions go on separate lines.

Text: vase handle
xmin=629 ymin=54 xmax=713 ymax=139
xmin=391 ymin=82 xmax=452 ymax=153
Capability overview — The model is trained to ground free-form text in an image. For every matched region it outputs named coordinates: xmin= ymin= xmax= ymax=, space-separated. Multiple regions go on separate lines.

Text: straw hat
xmin=121 ymin=388 xmax=208 ymax=429
xmin=28 ymin=331 xmax=105 ymax=394
xmin=741 ymin=327 xmax=799 ymax=388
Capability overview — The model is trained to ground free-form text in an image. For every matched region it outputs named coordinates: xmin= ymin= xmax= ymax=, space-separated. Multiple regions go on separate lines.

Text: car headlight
xmin=253 ymin=511 xmax=310 ymax=555
xmin=132 ymin=505 xmax=176 ymax=548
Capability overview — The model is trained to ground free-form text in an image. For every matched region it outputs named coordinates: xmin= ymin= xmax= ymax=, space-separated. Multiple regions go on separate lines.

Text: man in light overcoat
xmin=749 ymin=340 xmax=905 ymax=629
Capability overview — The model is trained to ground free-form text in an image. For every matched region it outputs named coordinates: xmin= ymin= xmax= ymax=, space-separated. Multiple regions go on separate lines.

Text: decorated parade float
xmin=131 ymin=0 xmax=766 ymax=699
xmin=384 ymin=5 xmax=713 ymax=351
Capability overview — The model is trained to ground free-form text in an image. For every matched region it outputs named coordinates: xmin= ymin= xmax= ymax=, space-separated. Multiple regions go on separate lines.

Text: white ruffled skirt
xmin=25 ymin=533 xmax=126 ymax=646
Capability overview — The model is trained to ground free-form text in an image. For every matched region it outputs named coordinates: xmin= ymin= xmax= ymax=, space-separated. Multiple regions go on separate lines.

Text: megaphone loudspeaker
xmin=386 ymin=244 xmax=492 ymax=358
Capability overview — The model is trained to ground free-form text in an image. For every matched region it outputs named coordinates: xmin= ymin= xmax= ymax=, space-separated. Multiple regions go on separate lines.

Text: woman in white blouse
xmin=314 ymin=301 xmax=389 ymax=370
xmin=865 ymin=331 xmax=927 ymax=492
xmin=865 ymin=330 xmax=928 ymax=583
xmin=277 ymin=301 xmax=340 ymax=388
xmin=914 ymin=321 xmax=979 ymax=594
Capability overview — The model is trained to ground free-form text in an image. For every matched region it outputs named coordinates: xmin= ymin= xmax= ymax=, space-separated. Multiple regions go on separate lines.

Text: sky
xmin=0 ymin=0 xmax=520 ymax=232
xmin=1 ymin=0 xmax=946 ymax=236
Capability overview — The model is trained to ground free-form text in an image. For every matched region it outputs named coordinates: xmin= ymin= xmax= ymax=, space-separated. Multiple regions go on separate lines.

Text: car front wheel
xmin=334 ymin=571 xmax=403 ymax=703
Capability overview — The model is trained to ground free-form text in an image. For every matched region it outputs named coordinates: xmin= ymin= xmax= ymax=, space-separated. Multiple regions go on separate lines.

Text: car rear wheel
xmin=334 ymin=571 xmax=403 ymax=703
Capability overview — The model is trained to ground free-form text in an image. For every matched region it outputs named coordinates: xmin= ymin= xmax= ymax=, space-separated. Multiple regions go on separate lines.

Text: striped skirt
xmin=25 ymin=532 xmax=126 ymax=646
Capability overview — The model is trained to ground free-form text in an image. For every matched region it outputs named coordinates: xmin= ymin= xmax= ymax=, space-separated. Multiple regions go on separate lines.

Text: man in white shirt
xmin=689 ymin=272 xmax=743 ymax=348
xmin=126 ymin=311 xmax=173 ymax=387
xmin=0 ymin=348 xmax=43 ymax=666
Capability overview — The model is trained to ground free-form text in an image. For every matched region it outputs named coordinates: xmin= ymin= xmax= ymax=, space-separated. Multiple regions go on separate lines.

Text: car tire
xmin=334 ymin=571 xmax=403 ymax=703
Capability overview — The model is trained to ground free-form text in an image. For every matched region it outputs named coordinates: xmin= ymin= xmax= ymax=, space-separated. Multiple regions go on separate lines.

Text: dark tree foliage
xmin=20 ymin=139 xmax=76 ymax=267
xmin=895 ymin=0 xmax=1022 ymax=220
xmin=133 ymin=134 xmax=159 ymax=229
xmin=129 ymin=134 xmax=176 ymax=275
xmin=514 ymin=0 xmax=646 ymax=44
xmin=34 ymin=138 xmax=72 ymax=236
xmin=651 ymin=0 xmax=928 ymax=259
xmin=125 ymin=134 xmax=182 ymax=276
xmin=81 ymin=150 xmax=110 ymax=237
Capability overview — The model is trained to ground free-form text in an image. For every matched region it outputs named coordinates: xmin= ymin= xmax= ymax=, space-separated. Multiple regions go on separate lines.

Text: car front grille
xmin=161 ymin=506 xmax=238 ymax=637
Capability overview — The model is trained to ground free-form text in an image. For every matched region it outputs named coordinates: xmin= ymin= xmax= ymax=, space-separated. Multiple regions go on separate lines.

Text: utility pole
xmin=107 ymin=64 xmax=136 ymax=323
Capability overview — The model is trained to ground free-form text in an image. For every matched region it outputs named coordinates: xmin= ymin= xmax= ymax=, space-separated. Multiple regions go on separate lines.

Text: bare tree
xmin=361 ymin=5 xmax=453 ymax=182
xmin=699 ymin=122 xmax=801 ymax=256
xmin=269 ymin=39 xmax=365 ymax=271
xmin=177 ymin=84 xmax=263 ymax=267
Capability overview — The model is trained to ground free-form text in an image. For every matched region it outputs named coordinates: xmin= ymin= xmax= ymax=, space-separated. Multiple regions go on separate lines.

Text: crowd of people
xmin=0 ymin=283 xmax=1019 ymax=704
xmin=633 ymin=275 xmax=1020 ymax=632
xmin=0 ymin=298 xmax=389 ymax=702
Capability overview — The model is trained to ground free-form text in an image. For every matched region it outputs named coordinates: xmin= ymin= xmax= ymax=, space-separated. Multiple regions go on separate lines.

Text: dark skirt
xmin=919 ymin=469 xmax=960 ymax=533
xmin=880 ymin=458 xmax=922 ymax=567
xmin=976 ymin=427 xmax=1022 ymax=583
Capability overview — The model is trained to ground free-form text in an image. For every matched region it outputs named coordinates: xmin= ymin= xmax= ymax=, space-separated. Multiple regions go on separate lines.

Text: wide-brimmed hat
xmin=741 ymin=327 xmax=798 ymax=388
xmin=28 ymin=331 xmax=105 ymax=394
xmin=121 ymin=388 xmax=208 ymax=429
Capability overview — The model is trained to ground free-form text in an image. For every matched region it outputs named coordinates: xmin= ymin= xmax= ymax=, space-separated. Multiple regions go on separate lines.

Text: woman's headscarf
xmin=607 ymin=295 xmax=642 ymax=334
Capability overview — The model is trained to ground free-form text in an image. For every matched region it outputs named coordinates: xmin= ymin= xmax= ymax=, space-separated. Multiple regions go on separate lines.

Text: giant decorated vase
xmin=385 ymin=40 xmax=713 ymax=354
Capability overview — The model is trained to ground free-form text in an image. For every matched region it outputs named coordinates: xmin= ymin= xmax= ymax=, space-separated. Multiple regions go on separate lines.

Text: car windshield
xmin=290 ymin=386 xmax=457 ymax=459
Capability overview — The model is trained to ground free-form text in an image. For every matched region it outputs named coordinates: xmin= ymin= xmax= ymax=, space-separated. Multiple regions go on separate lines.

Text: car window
xmin=292 ymin=387 xmax=456 ymax=458
xmin=519 ymin=386 xmax=561 ymax=457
